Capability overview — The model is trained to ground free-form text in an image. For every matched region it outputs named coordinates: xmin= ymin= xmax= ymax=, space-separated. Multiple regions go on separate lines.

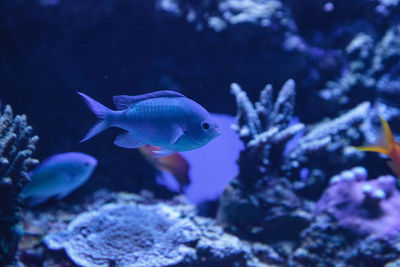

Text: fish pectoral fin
xmin=114 ymin=132 xmax=145 ymax=149
xmin=169 ymin=125 xmax=184 ymax=145
xmin=152 ymin=148 xmax=176 ymax=157
xmin=387 ymin=161 xmax=400 ymax=177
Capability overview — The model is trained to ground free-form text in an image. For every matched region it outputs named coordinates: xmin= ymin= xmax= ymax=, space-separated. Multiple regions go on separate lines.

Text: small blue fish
xmin=22 ymin=152 xmax=97 ymax=205
xmin=78 ymin=91 xmax=221 ymax=156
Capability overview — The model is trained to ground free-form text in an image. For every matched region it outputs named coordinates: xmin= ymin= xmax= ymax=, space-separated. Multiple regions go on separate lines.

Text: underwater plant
xmin=0 ymin=104 xmax=38 ymax=265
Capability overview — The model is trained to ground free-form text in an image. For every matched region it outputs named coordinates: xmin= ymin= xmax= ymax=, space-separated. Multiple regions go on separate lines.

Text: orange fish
xmin=354 ymin=116 xmax=400 ymax=177
xmin=138 ymin=145 xmax=190 ymax=192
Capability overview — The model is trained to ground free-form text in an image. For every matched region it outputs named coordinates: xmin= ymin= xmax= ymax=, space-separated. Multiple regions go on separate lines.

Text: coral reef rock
xmin=0 ymin=104 xmax=38 ymax=265
xmin=217 ymin=177 xmax=312 ymax=243
xmin=42 ymin=191 xmax=283 ymax=267
xmin=45 ymin=203 xmax=199 ymax=267
xmin=290 ymin=215 xmax=400 ymax=267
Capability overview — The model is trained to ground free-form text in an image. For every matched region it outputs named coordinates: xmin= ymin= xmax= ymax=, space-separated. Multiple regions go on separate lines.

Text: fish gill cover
xmin=1 ymin=0 xmax=400 ymax=266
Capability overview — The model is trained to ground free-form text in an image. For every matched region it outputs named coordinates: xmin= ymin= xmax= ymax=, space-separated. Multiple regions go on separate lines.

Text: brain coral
xmin=44 ymin=203 xmax=200 ymax=267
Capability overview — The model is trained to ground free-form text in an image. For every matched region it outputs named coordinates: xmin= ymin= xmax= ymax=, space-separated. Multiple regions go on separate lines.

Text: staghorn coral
xmin=156 ymin=0 xmax=295 ymax=34
xmin=217 ymin=79 xmax=370 ymax=243
xmin=0 ymin=103 xmax=38 ymax=265
xmin=230 ymin=79 xmax=370 ymax=186
xmin=230 ymin=79 xmax=301 ymax=185
xmin=319 ymin=25 xmax=400 ymax=109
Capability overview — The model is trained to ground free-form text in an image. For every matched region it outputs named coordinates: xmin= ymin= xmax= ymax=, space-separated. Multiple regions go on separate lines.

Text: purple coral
xmin=316 ymin=167 xmax=400 ymax=237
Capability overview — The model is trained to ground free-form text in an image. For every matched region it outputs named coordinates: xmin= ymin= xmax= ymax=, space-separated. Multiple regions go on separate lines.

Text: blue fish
xmin=22 ymin=152 xmax=97 ymax=205
xmin=78 ymin=91 xmax=221 ymax=156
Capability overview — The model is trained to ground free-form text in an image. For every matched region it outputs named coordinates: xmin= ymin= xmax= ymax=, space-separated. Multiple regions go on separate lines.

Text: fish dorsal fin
xmin=113 ymin=90 xmax=186 ymax=110
xmin=377 ymin=116 xmax=395 ymax=152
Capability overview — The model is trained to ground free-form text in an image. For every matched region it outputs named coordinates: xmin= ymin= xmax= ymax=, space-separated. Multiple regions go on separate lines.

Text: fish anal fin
xmin=153 ymin=148 xmax=176 ymax=157
xmin=114 ymin=132 xmax=145 ymax=149
xmin=113 ymin=91 xmax=185 ymax=110
xmin=387 ymin=161 xmax=400 ymax=177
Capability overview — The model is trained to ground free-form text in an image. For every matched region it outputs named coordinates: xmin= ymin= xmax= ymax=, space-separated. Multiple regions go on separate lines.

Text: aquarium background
xmin=1 ymin=0 xmax=400 ymax=266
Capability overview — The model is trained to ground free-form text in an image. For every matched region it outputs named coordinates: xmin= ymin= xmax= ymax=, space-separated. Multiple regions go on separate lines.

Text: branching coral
xmin=217 ymin=80 xmax=370 ymax=243
xmin=285 ymin=101 xmax=370 ymax=172
xmin=0 ymin=104 xmax=38 ymax=265
xmin=230 ymin=79 xmax=301 ymax=185
xmin=319 ymin=25 xmax=400 ymax=108
xmin=230 ymin=79 xmax=370 ymax=186
xmin=156 ymin=0 xmax=293 ymax=34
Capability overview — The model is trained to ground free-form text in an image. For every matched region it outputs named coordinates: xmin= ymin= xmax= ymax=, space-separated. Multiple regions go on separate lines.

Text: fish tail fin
xmin=353 ymin=116 xmax=395 ymax=156
xmin=77 ymin=92 xmax=112 ymax=142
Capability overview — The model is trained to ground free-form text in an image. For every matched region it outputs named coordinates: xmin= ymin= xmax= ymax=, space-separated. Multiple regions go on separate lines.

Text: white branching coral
xmin=230 ymin=79 xmax=370 ymax=185
xmin=0 ymin=104 xmax=38 ymax=265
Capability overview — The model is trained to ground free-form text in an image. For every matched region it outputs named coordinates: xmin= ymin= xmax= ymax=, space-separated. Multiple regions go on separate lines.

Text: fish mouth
xmin=214 ymin=129 xmax=222 ymax=138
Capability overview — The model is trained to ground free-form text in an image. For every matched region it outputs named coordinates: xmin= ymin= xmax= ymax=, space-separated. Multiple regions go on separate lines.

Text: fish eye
xmin=201 ymin=121 xmax=210 ymax=131
xmin=84 ymin=162 xmax=90 ymax=167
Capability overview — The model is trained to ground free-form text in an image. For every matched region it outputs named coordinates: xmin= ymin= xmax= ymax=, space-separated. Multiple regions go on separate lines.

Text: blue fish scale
xmin=118 ymin=97 xmax=190 ymax=146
